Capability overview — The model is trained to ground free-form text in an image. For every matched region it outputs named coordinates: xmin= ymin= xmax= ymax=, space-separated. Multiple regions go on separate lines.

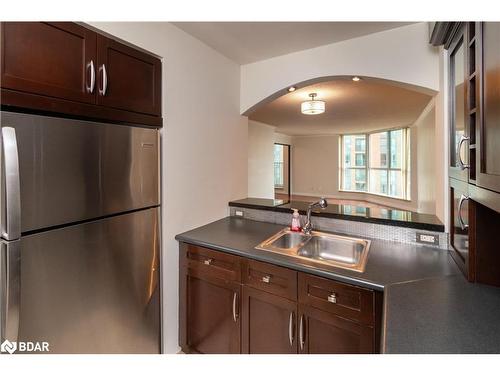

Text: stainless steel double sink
xmin=255 ymin=228 xmax=371 ymax=272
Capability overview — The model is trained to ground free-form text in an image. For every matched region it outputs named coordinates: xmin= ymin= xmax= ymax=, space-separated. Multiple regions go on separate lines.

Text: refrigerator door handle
xmin=1 ymin=240 xmax=21 ymax=343
xmin=1 ymin=127 xmax=21 ymax=240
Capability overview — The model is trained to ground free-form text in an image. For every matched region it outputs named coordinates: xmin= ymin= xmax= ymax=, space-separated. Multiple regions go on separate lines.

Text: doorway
xmin=273 ymin=143 xmax=291 ymax=201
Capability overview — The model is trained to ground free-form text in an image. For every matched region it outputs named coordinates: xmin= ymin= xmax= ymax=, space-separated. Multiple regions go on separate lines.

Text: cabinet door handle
xmin=299 ymin=314 xmax=305 ymax=351
xmin=86 ymin=60 xmax=95 ymax=93
xmin=232 ymin=292 xmax=238 ymax=322
xmin=288 ymin=311 xmax=295 ymax=347
xmin=457 ymin=135 xmax=470 ymax=170
xmin=327 ymin=292 xmax=337 ymax=304
xmin=99 ymin=64 xmax=108 ymax=96
xmin=458 ymin=194 xmax=470 ymax=230
xmin=261 ymin=275 xmax=271 ymax=283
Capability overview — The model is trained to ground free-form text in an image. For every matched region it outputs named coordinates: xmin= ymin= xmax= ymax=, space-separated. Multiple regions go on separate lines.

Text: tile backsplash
xmin=229 ymin=207 xmax=448 ymax=249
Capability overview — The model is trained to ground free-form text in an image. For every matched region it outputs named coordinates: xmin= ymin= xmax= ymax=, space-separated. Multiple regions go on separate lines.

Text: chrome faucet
xmin=302 ymin=198 xmax=328 ymax=235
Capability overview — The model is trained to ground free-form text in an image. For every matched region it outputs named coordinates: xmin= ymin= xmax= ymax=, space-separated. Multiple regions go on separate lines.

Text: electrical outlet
xmin=416 ymin=232 xmax=439 ymax=245
xmin=235 ymin=210 xmax=244 ymax=217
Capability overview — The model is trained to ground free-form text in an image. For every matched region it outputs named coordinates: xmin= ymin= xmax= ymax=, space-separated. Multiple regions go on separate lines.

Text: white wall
xmin=415 ymin=100 xmax=437 ymax=214
xmin=240 ymin=23 xmax=440 ymax=114
xmin=248 ymin=120 xmax=276 ymax=198
xmin=88 ymin=22 xmax=248 ymax=354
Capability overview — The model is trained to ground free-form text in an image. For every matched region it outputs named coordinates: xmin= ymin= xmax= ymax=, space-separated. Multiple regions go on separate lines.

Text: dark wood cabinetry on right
xmin=433 ymin=22 xmax=500 ymax=286
xmin=179 ymin=244 xmax=382 ymax=354
xmin=1 ymin=22 xmax=162 ymax=127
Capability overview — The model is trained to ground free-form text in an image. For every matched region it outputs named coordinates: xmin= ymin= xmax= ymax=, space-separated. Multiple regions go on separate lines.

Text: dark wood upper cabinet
xmin=1 ymin=22 xmax=162 ymax=127
xmin=1 ymin=22 xmax=96 ymax=104
xmin=96 ymin=35 xmax=161 ymax=117
xmin=477 ymin=22 xmax=500 ymax=194
xmin=241 ymin=286 xmax=298 ymax=354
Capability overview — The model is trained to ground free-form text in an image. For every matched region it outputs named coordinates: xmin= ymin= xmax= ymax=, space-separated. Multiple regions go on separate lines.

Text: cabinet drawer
xmin=242 ymin=259 xmax=297 ymax=300
xmin=183 ymin=244 xmax=241 ymax=283
xmin=298 ymin=273 xmax=375 ymax=325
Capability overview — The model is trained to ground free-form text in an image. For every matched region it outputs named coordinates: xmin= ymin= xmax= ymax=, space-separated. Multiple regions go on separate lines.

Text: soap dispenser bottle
xmin=290 ymin=209 xmax=301 ymax=232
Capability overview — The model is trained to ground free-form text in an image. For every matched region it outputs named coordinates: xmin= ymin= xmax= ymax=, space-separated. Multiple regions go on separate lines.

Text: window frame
xmin=339 ymin=127 xmax=411 ymax=201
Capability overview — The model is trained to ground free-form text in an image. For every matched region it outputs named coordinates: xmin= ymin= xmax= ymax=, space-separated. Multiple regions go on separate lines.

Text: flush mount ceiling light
xmin=301 ymin=93 xmax=325 ymax=115
xmin=352 ymin=76 xmax=361 ymax=82
xmin=287 ymin=86 xmax=297 ymax=92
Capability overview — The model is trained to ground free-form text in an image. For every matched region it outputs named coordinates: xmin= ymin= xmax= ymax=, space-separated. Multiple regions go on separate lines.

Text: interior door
xmin=241 ymin=286 xmax=298 ymax=354
xmin=1 ymin=22 xmax=97 ymax=104
xmin=96 ymin=35 xmax=161 ymax=116
xmin=16 ymin=207 xmax=161 ymax=354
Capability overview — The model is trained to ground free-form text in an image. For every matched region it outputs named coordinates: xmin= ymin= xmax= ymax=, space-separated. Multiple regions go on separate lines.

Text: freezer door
xmin=17 ymin=207 xmax=160 ymax=353
xmin=0 ymin=111 xmax=159 ymax=234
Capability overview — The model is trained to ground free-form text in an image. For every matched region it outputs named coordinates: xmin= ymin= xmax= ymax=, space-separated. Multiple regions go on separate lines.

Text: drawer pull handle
xmin=327 ymin=293 xmax=337 ymax=304
xmin=203 ymin=259 xmax=213 ymax=265
xmin=261 ymin=275 xmax=271 ymax=283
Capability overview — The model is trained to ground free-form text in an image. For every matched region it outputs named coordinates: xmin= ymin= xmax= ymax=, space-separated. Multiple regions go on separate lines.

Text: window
xmin=340 ymin=128 xmax=410 ymax=200
xmin=342 ymin=135 xmax=367 ymax=192
xmin=273 ymin=144 xmax=284 ymax=188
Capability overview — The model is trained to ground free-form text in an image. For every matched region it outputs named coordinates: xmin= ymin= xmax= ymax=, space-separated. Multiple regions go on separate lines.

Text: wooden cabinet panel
xmin=97 ymin=35 xmax=161 ymax=116
xmin=298 ymin=273 xmax=375 ymax=325
xmin=1 ymin=22 xmax=96 ymax=104
xmin=179 ymin=242 xmax=382 ymax=354
xmin=449 ymin=178 xmax=476 ymax=281
xmin=298 ymin=304 xmax=374 ymax=354
xmin=242 ymin=259 xmax=297 ymax=300
xmin=185 ymin=244 xmax=241 ymax=283
xmin=478 ymin=22 xmax=500 ymax=193
xmin=241 ymin=286 xmax=297 ymax=354
xmin=184 ymin=274 xmax=240 ymax=354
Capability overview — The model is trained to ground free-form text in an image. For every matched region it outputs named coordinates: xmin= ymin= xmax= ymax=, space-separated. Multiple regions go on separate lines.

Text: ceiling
xmin=173 ymin=22 xmax=415 ymax=64
xmin=248 ymin=78 xmax=433 ymax=136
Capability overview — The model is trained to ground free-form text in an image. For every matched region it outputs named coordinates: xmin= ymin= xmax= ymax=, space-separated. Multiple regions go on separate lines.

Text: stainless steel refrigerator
xmin=0 ymin=111 xmax=161 ymax=354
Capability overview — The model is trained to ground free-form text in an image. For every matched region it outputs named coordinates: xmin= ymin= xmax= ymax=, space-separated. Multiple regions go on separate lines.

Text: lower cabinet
xmin=298 ymin=305 xmax=375 ymax=354
xmin=241 ymin=286 xmax=298 ymax=354
xmin=184 ymin=274 xmax=240 ymax=354
xmin=179 ymin=243 xmax=382 ymax=354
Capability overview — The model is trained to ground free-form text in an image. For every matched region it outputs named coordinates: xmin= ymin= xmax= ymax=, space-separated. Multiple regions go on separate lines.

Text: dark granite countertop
xmin=175 ymin=216 xmax=456 ymax=291
xmin=229 ymin=198 xmax=445 ymax=232
xmin=382 ymin=275 xmax=500 ymax=353
xmin=175 ymin=216 xmax=500 ymax=353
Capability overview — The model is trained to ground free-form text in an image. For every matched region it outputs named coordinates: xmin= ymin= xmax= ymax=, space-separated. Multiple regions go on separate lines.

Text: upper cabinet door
xmin=1 ymin=22 xmax=97 ymax=104
xmin=96 ymin=35 xmax=161 ymax=117
xmin=448 ymin=24 xmax=469 ymax=182
xmin=477 ymin=22 xmax=500 ymax=193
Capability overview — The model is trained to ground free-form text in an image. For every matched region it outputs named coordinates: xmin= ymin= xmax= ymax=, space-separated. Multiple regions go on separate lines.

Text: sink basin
xmin=265 ymin=230 xmax=309 ymax=250
xmin=256 ymin=228 xmax=370 ymax=272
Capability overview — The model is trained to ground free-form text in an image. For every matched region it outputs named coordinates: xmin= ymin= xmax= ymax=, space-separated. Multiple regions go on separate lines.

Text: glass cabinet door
xmin=449 ymin=179 xmax=473 ymax=280
xmin=449 ymin=27 xmax=469 ymax=181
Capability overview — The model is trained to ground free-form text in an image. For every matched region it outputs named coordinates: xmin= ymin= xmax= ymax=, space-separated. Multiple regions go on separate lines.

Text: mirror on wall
xmin=246 ymin=77 xmax=440 ymax=215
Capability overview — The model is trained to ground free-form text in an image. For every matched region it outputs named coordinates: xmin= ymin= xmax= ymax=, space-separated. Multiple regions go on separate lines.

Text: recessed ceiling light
xmin=352 ymin=76 xmax=361 ymax=82
xmin=287 ymin=86 xmax=296 ymax=92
